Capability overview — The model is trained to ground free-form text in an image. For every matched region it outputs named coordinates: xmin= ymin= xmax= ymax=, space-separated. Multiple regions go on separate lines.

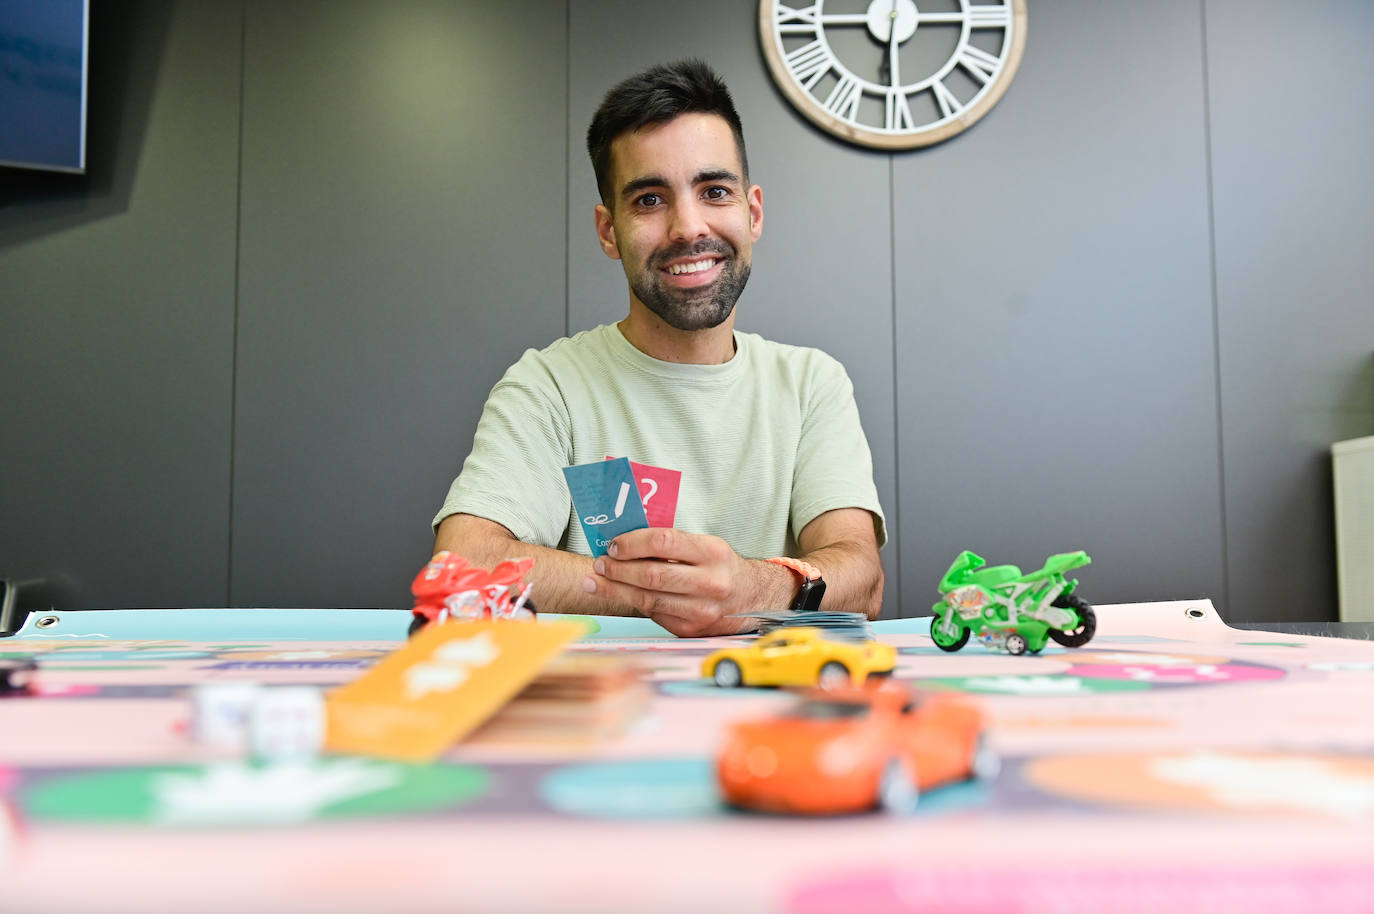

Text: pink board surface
xmin=1 ymin=601 xmax=1372 ymax=913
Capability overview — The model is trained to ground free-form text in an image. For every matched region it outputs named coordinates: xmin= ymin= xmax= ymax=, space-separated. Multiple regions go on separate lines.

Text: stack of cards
xmin=465 ymin=655 xmax=649 ymax=746
xmin=747 ymin=610 xmax=875 ymax=642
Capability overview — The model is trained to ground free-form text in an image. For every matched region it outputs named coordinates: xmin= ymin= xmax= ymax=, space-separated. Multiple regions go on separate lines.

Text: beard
xmin=627 ymin=241 xmax=752 ymax=332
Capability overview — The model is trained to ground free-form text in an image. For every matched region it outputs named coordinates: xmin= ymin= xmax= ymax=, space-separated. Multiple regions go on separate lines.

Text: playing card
xmin=563 ymin=457 xmax=649 ymax=558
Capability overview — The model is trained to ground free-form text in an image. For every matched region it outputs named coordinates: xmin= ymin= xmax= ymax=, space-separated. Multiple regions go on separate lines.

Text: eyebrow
xmin=618 ymin=168 xmax=743 ymax=203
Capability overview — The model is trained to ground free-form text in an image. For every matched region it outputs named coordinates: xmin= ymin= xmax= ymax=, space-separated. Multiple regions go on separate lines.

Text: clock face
xmin=759 ymin=0 xmax=1026 ymax=150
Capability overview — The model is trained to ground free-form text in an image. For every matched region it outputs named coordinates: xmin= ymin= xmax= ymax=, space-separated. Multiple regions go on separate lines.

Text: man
xmin=433 ymin=60 xmax=884 ymax=637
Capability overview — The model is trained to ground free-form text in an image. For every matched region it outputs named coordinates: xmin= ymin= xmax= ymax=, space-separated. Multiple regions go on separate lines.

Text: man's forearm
xmin=796 ymin=540 xmax=885 ymax=620
xmin=432 ymin=513 xmax=641 ymax=617
xmin=791 ymin=508 xmax=885 ymax=620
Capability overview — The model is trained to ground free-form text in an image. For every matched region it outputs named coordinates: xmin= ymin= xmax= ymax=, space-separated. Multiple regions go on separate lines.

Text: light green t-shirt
xmin=434 ymin=323 xmax=886 ymax=558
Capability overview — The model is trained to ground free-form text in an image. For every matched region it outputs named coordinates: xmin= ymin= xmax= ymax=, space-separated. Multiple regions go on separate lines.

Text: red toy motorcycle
xmin=408 ymin=551 xmax=537 ymax=636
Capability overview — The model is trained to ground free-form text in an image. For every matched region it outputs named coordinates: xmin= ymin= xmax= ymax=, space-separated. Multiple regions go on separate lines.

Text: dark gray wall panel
xmin=567 ymin=1 xmax=901 ymax=617
xmin=0 ymin=0 xmax=240 ymax=610
xmin=893 ymin=1 xmax=1227 ymax=615
xmin=232 ymin=1 xmax=568 ymax=606
xmin=1207 ymin=0 xmax=1374 ymax=622
xmin=4 ymin=1 xmax=1365 ymax=622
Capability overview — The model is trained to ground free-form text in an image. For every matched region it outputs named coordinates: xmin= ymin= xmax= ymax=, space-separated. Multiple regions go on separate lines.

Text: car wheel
xmin=817 ymin=661 xmax=850 ymax=690
xmin=970 ymin=734 xmax=1001 ymax=781
xmin=878 ymin=758 xmax=919 ymax=814
xmin=1004 ymin=633 xmax=1027 ymax=656
xmin=713 ymin=659 xmax=743 ymax=688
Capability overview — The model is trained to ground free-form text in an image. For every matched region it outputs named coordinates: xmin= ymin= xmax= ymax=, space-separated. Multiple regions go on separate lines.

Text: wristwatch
xmin=766 ymin=557 xmax=826 ymax=613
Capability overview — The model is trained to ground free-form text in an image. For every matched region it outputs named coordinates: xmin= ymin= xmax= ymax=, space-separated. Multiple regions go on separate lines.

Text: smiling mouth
xmin=666 ymin=258 xmax=719 ymax=276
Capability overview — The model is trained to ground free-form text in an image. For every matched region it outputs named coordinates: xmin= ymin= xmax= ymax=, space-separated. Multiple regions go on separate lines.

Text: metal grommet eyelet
xmin=1185 ymin=607 xmax=1207 ymax=620
xmin=35 ymin=615 xmax=60 ymax=629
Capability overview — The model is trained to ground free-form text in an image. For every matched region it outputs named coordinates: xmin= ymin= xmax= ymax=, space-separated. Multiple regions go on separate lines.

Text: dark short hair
xmin=586 ymin=59 xmax=749 ymax=207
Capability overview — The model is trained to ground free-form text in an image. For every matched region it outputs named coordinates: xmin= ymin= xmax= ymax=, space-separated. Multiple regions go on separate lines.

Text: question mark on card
xmin=639 ymin=478 xmax=658 ymax=506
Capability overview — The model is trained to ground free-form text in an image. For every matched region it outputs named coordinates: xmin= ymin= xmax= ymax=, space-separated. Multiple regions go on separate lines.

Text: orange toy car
xmin=716 ymin=679 xmax=995 ymax=815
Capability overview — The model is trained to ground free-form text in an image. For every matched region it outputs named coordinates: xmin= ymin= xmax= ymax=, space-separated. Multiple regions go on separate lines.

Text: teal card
xmin=563 ymin=457 xmax=649 ymax=557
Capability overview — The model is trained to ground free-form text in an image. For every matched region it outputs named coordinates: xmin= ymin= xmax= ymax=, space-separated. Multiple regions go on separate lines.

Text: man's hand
xmin=581 ymin=527 xmax=795 ymax=638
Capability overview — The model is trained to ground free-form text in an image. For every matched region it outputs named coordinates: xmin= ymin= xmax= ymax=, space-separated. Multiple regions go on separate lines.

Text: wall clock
xmin=759 ymin=0 xmax=1027 ymax=150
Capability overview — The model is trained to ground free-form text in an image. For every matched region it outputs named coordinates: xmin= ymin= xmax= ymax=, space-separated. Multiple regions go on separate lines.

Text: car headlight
xmin=746 ymin=745 xmax=778 ymax=779
xmin=817 ymin=736 xmax=865 ymax=777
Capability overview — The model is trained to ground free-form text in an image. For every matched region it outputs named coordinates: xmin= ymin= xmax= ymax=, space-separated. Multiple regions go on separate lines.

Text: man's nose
xmin=667 ymin=199 xmax=710 ymax=242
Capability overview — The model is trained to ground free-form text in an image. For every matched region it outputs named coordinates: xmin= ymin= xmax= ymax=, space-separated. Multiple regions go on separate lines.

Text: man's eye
xmin=636 ymin=193 xmax=663 ymax=207
xmin=704 ymin=186 xmax=730 ymax=200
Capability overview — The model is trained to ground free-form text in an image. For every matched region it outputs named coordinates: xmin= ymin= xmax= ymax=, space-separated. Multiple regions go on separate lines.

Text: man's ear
xmin=747 ymin=184 xmax=764 ymax=242
xmin=594 ymin=204 xmax=621 ymax=260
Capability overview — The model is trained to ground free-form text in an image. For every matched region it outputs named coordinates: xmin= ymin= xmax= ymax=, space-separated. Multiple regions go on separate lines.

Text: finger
xmin=607 ymin=527 xmax=719 ymax=565
xmin=583 ymin=570 xmax=707 ymax=621
xmin=594 ymin=556 xmax=704 ymax=597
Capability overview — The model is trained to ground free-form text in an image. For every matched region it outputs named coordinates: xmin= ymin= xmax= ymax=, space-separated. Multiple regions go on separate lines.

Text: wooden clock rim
xmin=757 ymin=0 xmax=1027 ymax=151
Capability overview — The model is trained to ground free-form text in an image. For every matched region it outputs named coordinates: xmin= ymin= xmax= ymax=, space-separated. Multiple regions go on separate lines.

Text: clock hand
xmin=888 ymin=10 xmax=901 ymax=87
xmin=878 ymin=2 xmax=900 ymax=86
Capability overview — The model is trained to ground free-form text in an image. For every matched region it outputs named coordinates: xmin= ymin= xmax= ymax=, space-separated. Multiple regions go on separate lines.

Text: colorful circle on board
xmin=1067 ymin=661 xmax=1285 ymax=685
xmin=540 ymin=758 xmax=720 ymax=819
xmin=21 ymin=759 xmax=490 ymax=826
xmin=1023 ymin=750 xmax=1374 ymax=819
xmin=1067 ymin=650 xmax=1232 ymax=666
xmin=782 ymin=862 xmax=1374 ymax=914
xmin=558 ymin=616 xmax=602 ymax=635
xmin=918 ymin=674 xmax=1150 ymax=696
xmin=906 ymin=777 xmax=994 ymax=816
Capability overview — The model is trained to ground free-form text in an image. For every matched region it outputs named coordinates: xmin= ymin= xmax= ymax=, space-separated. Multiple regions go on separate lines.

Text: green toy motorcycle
xmin=930 ymin=550 xmax=1096 ymax=655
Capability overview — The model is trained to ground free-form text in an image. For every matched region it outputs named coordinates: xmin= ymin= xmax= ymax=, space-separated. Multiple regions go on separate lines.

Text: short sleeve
xmin=788 ymin=354 xmax=887 ymax=548
xmin=432 ymin=357 xmax=574 ymax=548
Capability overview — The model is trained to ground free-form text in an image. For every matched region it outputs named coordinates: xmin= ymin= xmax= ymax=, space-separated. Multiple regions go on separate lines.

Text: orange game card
xmin=324 ymin=619 xmax=584 ymax=762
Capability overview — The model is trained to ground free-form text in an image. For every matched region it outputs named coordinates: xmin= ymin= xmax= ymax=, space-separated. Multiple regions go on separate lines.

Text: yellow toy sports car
xmin=703 ymin=626 xmax=897 ymax=689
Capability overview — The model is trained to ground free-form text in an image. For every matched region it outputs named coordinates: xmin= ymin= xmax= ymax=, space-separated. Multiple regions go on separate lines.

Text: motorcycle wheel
xmin=930 ymin=613 xmax=970 ymax=652
xmin=1049 ymin=593 xmax=1097 ymax=647
xmin=407 ymin=614 xmax=428 ymax=638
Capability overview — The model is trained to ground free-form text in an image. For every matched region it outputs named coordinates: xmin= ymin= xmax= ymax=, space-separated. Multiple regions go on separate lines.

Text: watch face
xmin=759 ymin=0 xmax=1026 ymax=150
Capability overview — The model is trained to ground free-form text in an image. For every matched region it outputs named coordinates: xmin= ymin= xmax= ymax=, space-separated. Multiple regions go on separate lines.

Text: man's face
xmin=594 ymin=113 xmax=764 ymax=331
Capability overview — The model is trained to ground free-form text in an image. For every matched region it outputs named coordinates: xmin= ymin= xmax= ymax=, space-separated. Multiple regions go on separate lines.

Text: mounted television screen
xmin=0 ymin=0 xmax=89 ymax=173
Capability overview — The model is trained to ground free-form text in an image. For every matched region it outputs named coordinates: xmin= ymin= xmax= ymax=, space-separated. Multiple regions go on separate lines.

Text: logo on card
xmin=583 ymin=480 xmax=633 ymax=526
xmin=404 ymin=632 xmax=500 ymax=699
xmin=563 ymin=457 xmax=648 ymax=557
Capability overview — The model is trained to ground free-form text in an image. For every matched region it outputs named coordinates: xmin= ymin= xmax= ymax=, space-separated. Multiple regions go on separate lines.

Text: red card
xmin=606 ymin=457 xmax=681 ymax=528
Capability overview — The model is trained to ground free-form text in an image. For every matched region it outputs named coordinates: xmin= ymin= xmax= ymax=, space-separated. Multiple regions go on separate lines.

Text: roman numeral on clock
xmin=967 ymin=4 xmax=1012 ymax=28
xmin=785 ymin=39 xmax=833 ymax=90
xmin=957 ymin=45 xmax=1003 ymax=84
xmin=822 ymin=74 xmax=863 ymax=122
xmin=775 ymin=3 xmax=820 ymax=34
